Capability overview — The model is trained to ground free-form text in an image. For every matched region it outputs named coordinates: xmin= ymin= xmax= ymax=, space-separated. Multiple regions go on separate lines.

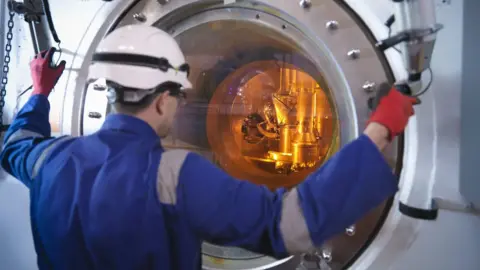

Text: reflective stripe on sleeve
xmin=4 ymin=129 xmax=44 ymax=147
xmin=31 ymin=136 xmax=74 ymax=179
xmin=156 ymin=149 xmax=189 ymax=205
xmin=279 ymin=187 xmax=315 ymax=254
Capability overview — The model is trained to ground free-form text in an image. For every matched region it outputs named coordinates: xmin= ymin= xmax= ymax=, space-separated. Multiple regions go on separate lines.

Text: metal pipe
xmin=394 ymin=0 xmax=437 ymax=31
xmin=28 ymin=19 xmax=52 ymax=54
xmin=24 ymin=0 xmax=53 ymax=54
xmin=393 ymin=0 xmax=442 ymax=76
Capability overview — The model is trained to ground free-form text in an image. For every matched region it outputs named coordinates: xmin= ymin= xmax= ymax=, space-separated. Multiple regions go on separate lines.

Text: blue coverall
xmin=0 ymin=94 xmax=398 ymax=269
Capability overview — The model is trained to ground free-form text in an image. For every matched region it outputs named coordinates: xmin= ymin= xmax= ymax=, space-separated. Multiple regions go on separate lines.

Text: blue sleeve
xmin=176 ymin=134 xmax=398 ymax=258
xmin=0 ymin=94 xmax=58 ymax=187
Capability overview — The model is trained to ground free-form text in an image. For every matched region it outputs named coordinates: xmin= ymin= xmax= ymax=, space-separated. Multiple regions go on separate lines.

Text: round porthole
xmin=75 ymin=1 xmax=399 ymax=269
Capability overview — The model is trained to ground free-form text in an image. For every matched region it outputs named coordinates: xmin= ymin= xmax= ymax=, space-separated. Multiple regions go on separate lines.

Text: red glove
xmin=30 ymin=48 xmax=66 ymax=96
xmin=368 ymin=83 xmax=417 ymax=140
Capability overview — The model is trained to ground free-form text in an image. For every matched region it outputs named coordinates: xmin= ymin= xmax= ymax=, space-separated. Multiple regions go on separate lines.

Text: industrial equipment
xmin=74 ymin=0 xmax=418 ymax=267
xmin=2 ymin=0 xmax=477 ymax=270
xmin=377 ymin=0 xmax=442 ymax=95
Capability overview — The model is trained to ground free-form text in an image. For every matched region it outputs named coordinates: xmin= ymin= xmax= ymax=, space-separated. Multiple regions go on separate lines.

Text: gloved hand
xmin=367 ymin=83 xmax=417 ymax=140
xmin=30 ymin=48 xmax=66 ymax=96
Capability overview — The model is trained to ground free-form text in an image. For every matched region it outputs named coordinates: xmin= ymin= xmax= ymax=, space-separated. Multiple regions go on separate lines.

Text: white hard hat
xmin=88 ymin=24 xmax=192 ymax=103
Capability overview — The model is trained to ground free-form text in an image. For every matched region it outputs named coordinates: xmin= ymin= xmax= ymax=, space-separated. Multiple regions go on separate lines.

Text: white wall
xmin=0 ymin=177 xmax=35 ymax=270
xmin=0 ymin=3 xmax=37 ymax=269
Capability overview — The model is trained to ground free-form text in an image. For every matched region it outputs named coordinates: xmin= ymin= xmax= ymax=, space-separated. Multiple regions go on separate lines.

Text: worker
xmin=0 ymin=25 xmax=416 ymax=270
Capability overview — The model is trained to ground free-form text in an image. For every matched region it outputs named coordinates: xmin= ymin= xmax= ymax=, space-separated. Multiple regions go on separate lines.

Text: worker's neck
xmin=133 ymin=112 xmax=163 ymax=137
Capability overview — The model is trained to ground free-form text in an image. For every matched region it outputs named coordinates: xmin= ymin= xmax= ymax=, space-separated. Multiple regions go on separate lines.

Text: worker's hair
xmin=110 ymin=92 xmax=162 ymax=115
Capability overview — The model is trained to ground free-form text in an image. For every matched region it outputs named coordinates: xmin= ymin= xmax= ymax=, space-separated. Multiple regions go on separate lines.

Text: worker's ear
xmin=154 ymin=91 xmax=170 ymax=116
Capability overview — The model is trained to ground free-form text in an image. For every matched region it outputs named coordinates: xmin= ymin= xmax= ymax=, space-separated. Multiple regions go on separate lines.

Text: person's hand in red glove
xmin=30 ymin=47 xmax=66 ymax=97
xmin=365 ymin=82 xmax=418 ymax=150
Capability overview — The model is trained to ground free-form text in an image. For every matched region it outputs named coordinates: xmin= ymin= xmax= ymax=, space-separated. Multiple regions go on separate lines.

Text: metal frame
xmin=343 ymin=1 xmax=438 ymax=269
xmin=76 ymin=1 xmax=397 ymax=269
xmin=58 ymin=0 xmax=436 ymax=269
xmin=66 ymin=0 xmax=395 ymax=269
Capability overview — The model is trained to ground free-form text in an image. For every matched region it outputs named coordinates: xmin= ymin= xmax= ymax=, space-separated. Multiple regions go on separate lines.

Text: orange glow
xmin=206 ymin=61 xmax=337 ymax=189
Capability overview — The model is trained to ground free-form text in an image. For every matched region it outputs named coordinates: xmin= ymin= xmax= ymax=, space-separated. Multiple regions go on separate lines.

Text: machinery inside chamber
xmin=208 ymin=61 xmax=337 ymax=184
xmin=162 ymin=20 xmax=339 ymax=190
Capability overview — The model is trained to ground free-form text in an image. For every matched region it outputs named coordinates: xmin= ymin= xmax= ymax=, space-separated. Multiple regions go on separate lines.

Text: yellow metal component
xmin=206 ymin=60 xmax=337 ymax=189
xmin=269 ymin=67 xmax=324 ymax=170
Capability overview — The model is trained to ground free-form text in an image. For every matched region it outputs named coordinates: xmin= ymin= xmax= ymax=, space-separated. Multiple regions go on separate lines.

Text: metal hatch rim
xmin=99 ymin=1 xmax=396 ymax=269
xmin=63 ymin=0 xmax=400 ymax=269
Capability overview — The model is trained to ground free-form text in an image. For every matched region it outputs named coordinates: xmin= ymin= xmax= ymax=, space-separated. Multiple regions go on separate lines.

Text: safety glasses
xmin=169 ymin=88 xmax=187 ymax=106
xmin=104 ymin=80 xmax=187 ymax=105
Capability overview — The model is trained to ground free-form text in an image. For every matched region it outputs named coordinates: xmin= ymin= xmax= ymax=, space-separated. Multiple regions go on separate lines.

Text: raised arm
xmin=156 ymin=84 xmax=415 ymax=258
xmin=0 ymin=48 xmax=66 ymax=187
xmin=161 ymin=131 xmax=394 ymax=258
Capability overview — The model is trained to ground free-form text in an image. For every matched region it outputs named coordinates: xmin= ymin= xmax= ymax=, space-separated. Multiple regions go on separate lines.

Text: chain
xmin=1 ymin=6 xmax=15 ymax=131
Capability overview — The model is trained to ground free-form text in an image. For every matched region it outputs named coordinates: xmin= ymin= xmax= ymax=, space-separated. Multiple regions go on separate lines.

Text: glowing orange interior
xmin=205 ymin=61 xmax=337 ymax=189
